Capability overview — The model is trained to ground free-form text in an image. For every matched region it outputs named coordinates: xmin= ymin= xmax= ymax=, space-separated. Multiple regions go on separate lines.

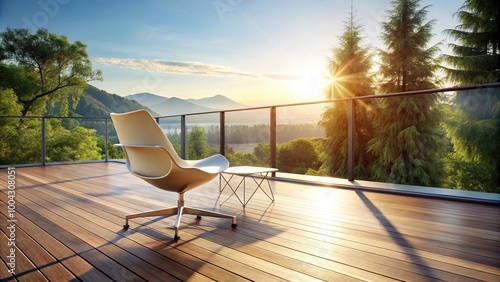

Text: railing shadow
xmin=355 ymin=190 xmax=438 ymax=278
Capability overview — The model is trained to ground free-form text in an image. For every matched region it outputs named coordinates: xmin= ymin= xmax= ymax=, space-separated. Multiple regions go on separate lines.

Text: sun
xmin=296 ymin=68 xmax=333 ymax=101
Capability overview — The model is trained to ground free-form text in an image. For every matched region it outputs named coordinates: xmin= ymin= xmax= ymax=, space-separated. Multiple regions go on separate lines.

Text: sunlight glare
xmin=298 ymin=69 xmax=332 ymax=101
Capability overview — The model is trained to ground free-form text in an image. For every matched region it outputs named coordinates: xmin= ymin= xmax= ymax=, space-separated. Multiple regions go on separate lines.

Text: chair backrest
xmin=111 ymin=110 xmax=224 ymax=192
xmin=111 ymin=110 xmax=187 ymax=173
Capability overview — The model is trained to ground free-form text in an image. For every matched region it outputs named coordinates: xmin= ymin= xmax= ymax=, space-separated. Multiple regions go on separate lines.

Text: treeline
xmin=315 ymin=0 xmax=499 ymax=193
xmin=172 ymin=126 xmax=324 ymax=175
xmin=205 ymin=124 xmax=323 ymax=144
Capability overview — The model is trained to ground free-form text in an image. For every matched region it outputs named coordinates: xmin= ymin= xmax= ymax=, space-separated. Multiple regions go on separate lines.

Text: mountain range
xmin=54 ymin=85 xmax=250 ymax=118
xmin=49 ymin=85 xmax=158 ymax=117
xmin=57 ymin=85 xmax=322 ymax=125
xmin=125 ymin=93 xmax=249 ymax=116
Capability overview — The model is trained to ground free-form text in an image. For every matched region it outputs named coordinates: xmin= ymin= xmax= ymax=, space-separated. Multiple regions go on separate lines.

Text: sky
xmin=0 ymin=0 xmax=464 ymax=105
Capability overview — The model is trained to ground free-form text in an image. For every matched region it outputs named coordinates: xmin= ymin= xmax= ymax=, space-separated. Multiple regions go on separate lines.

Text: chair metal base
xmin=123 ymin=194 xmax=237 ymax=241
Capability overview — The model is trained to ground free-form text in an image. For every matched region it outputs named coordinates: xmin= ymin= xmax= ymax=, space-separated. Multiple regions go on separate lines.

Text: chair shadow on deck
xmin=355 ymin=190 xmax=437 ymax=278
xmin=89 ymin=211 xmax=285 ymax=281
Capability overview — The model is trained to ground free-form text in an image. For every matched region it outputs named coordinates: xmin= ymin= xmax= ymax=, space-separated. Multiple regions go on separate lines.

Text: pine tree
xmin=319 ymin=5 xmax=375 ymax=179
xmin=368 ymin=0 xmax=444 ymax=186
xmin=441 ymin=0 xmax=500 ymax=192
xmin=441 ymin=0 xmax=500 ymax=84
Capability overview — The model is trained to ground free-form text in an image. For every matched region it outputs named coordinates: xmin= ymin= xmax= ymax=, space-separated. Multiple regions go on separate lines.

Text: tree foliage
xmin=226 ymin=152 xmax=259 ymax=166
xmin=277 ymin=138 xmax=321 ymax=174
xmin=253 ymin=142 xmax=270 ymax=166
xmin=442 ymin=152 xmax=498 ymax=193
xmin=441 ymin=0 xmax=500 ymax=84
xmin=0 ymin=28 xmax=102 ymax=116
xmin=368 ymin=0 xmax=444 ymax=186
xmin=187 ymin=126 xmax=209 ymax=159
xmin=378 ymin=0 xmax=441 ymax=93
xmin=0 ymin=29 xmax=106 ymax=165
xmin=319 ymin=8 xmax=375 ymax=179
xmin=45 ymin=121 xmax=102 ymax=162
xmin=440 ymin=0 xmax=500 ymax=191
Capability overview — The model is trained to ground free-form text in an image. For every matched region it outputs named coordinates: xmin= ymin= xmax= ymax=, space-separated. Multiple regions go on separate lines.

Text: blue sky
xmin=1 ymin=0 xmax=464 ymax=104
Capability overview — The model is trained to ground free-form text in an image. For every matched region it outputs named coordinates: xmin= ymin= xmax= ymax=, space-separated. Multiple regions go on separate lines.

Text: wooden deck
xmin=1 ymin=162 xmax=499 ymax=281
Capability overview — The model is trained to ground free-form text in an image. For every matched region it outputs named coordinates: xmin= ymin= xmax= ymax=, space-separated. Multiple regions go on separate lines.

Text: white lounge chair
xmin=111 ymin=110 xmax=236 ymax=242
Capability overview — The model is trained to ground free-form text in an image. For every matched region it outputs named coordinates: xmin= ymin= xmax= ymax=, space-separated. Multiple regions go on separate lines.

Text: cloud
xmin=92 ymin=57 xmax=300 ymax=80
xmin=92 ymin=57 xmax=255 ymax=77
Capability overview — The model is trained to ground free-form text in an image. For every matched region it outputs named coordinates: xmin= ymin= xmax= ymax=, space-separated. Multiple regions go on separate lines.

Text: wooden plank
xmin=7 ymin=191 xmax=197 ymax=281
xmin=1 ymin=163 xmax=499 ymax=282
xmin=0 ymin=199 xmax=110 ymax=281
xmin=27 ymin=167 xmax=338 ymax=280
xmin=14 ymin=165 xmax=282 ymax=281
xmin=0 ymin=211 xmax=76 ymax=281
xmin=0 ymin=228 xmax=48 ymax=281
xmin=0 ymin=257 xmax=15 ymax=282
xmin=0 ymin=192 xmax=146 ymax=281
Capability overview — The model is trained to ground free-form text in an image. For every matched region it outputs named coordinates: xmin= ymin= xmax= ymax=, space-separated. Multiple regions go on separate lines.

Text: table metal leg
xmin=219 ymin=171 xmax=275 ymax=207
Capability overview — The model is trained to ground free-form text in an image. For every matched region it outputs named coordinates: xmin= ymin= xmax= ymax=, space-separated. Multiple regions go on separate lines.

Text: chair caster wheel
xmin=231 ymin=223 xmax=237 ymax=228
xmin=174 ymin=235 xmax=180 ymax=242
xmin=196 ymin=215 xmax=202 ymax=220
xmin=123 ymin=224 xmax=129 ymax=230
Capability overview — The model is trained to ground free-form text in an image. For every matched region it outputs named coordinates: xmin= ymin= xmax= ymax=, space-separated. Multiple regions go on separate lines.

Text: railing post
xmin=347 ymin=99 xmax=354 ymax=181
xmin=270 ymin=107 xmax=277 ymax=176
xmin=105 ymin=118 xmax=109 ymax=162
xmin=220 ymin=111 xmax=226 ymax=155
xmin=180 ymin=115 xmax=186 ymax=159
xmin=41 ymin=117 xmax=46 ymax=166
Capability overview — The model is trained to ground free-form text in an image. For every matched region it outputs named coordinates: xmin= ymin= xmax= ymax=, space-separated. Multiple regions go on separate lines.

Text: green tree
xmin=187 ymin=126 xmax=209 ymax=159
xmin=97 ymin=138 xmax=124 ymax=160
xmin=277 ymin=138 xmax=320 ymax=174
xmin=167 ymin=130 xmax=182 ymax=156
xmin=253 ymin=143 xmax=270 ymax=166
xmin=46 ymin=123 xmax=102 ymax=162
xmin=0 ymin=28 xmax=102 ymax=116
xmin=440 ymin=0 xmax=500 ymax=192
xmin=226 ymin=152 xmax=259 ymax=166
xmin=441 ymin=0 xmax=500 ymax=84
xmin=0 ymin=89 xmax=24 ymax=162
xmin=319 ymin=7 xmax=375 ymax=179
xmin=368 ymin=0 xmax=444 ymax=186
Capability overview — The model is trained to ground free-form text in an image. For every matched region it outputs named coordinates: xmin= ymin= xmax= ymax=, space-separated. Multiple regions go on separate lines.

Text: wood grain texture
xmin=0 ymin=163 xmax=499 ymax=281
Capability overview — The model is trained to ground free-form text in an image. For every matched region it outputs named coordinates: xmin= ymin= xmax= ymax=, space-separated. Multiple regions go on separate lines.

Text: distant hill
xmin=50 ymin=85 xmax=158 ymax=117
xmin=187 ymin=94 xmax=248 ymax=110
xmin=125 ymin=93 xmax=250 ymax=116
xmin=150 ymin=97 xmax=213 ymax=116
xmin=124 ymin=92 xmax=168 ymax=107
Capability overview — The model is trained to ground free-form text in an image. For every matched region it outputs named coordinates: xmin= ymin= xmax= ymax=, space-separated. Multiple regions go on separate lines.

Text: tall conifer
xmin=441 ymin=0 xmax=500 ymax=84
xmin=441 ymin=0 xmax=500 ymax=191
xmin=368 ymin=0 xmax=444 ymax=186
xmin=319 ymin=5 xmax=375 ymax=179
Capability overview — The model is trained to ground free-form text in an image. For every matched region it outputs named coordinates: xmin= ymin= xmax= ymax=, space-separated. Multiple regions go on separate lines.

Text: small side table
xmin=219 ymin=166 xmax=278 ymax=207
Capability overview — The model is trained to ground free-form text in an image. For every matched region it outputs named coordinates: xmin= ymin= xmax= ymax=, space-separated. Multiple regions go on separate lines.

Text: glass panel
xmin=276 ymin=104 xmax=326 ymax=175
xmin=439 ymin=86 xmax=499 ymax=193
xmin=1 ymin=84 xmax=497 ymax=194
xmin=158 ymin=116 xmax=182 ymax=156
xmin=186 ymin=113 xmax=219 ymax=160
xmin=0 ymin=117 xmax=42 ymax=166
xmin=225 ymin=109 xmax=270 ymax=167
xmin=45 ymin=117 xmax=108 ymax=163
